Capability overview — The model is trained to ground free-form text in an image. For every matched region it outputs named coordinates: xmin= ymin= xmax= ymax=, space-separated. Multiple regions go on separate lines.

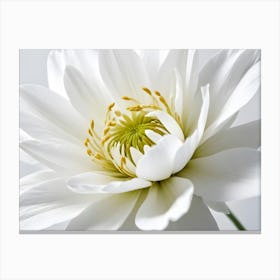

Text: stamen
xmin=114 ymin=110 xmax=122 ymax=117
xmin=84 ymin=87 xmax=183 ymax=178
xmin=142 ymin=87 xmax=152 ymax=95
xmin=90 ymin=119 xmax=94 ymax=130
xmin=155 ymin=91 xmax=172 ymax=115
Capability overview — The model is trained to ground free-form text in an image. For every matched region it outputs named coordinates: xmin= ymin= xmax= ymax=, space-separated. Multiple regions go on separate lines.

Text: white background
xmin=1 ymin=1 xmax=280 ymax=279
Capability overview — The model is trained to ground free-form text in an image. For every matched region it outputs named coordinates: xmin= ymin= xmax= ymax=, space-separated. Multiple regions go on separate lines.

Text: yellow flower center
xmin=84 ymin=87 xmax=182 ymax=177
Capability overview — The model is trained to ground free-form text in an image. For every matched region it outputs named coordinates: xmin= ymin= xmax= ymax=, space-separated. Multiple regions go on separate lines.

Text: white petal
xmin=20 ymin=169 xmax=58 ymax=193
xmin=20 ymin=177 xmax=99 ymax=230
xmin=173 ymin=69 xmax=184 ymax=118
xmin=155 ymin=50 xmax=188 ymax=98
xmin=145 ymin=129 xmax=162 ymax=143
xmin=202 ymin=60 xmax=261 ymax=142
xmin=47 ymin=50 xmax=68 ymax=98
xmin=141 ymin=50 xmax=161 ymax=84
xmin=172 ymin=85 xmax=209 ymax=173
xmin=47 ymin=49 xmax=102 ymax=98
xmin=179 ymin=148 xmax=260 ymax=201
xmin=66 ymin=191 xmax=140 ymax=230
xmin=67 ymin=172 xmax=151 ymax=194
xmin=195 ymin=119 xmax=260 ymax=158
xmin=147 ymin=110 xmax=184 ymax=141
xmin=20 ymin=110 xmax=79 ymax=145
xmin=99 ymin=50 xmax=149 ymax=100
xmin=166 ymin=196 xmax=219 ymax=230
xmin=63 ymin=66 xmax=112 ymax=126
xmin=135 ymin=177 xmax=194 ymax=230
xmin=130 ymin=147 xmax=143 ymax=165
xmin=20 ymin=85 xmax=87 ymax=141
xmin=20 ymin=140 xmax=95 ymax=174
xmin=21 ymin=204 xmax=88 ymax=231
xmin=199 ymin=50 xmax=260 ymax=123
xmin=136 ymin=135 xmax=182 ymax=181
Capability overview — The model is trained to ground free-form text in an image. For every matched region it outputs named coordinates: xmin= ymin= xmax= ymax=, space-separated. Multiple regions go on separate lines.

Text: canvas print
xmin=19 ymin=49 xmax=261 ymax=232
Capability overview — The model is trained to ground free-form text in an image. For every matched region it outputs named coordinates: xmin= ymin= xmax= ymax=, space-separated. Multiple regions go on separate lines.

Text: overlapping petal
xmin=67 ymin=172 xmax=151 ymax=194
xmin=179 ymin=148 xmax=260 ymax=201
xmin=135 ymin=177 xmax=194 ymax=230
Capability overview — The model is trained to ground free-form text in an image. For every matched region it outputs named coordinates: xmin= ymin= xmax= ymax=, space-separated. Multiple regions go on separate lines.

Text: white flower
xmin=20 ymin=49 xmax=260 ymax=231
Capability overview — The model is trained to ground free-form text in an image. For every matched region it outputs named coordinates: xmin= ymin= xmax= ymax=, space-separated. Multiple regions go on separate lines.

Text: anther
xmin=84 ymin=138 xmax=89 ymax=146
xmin=114 ymin=110 xmax=122 ymax=117
xmin=142 ymin=87 xmax=152 ymax=95
xmin=90 ymin=120 xmax=94 ymax=130
xmin=108 ymin=102 xmax=115 ymax=111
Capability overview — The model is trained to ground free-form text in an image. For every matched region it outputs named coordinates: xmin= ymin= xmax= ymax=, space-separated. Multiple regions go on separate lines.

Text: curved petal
xmin=20 ymin=110 xmax=79 ymax=145
xmin=20 ymin=85 xmax=87 ymax=141
xmin=20 ymin=169 xmax=58 ymax=193
xmin=63 ymin=66 xmax=112 ymax=125
xmin=136 ymin=135 xmax=182 ymax=181
xmin=199 ymin=50 xmax=260 ymax=124
xmin=195 ymin=119 xmax=260 ymax=158
xmin=172 ymin=85 xmax=209 ymax=173
xmin=147 ymin=110 xmax=184 ymax=141
xmin=202 ymin=60 xmax=261 ymax=142
xmin=179 ymin=148 xmax=260 ymax=201
xmin=20 ymin=140 xmax=96 ymax=174
xmin=140 ymin=49 xmax=161 ymax=84
xmin=66 ymin=191 xmax=140 ymax=230
xmin=21 ymin=205 xmax=89 ymax=231
xmin=47 ymin=49 xmax=102 ymax=98
xmin=135 ymin=177 xmax=194 ymax=230
xmin=99 ymin=50 xmax=149 ymax=100
xmin=67 ymin=172 xmax=151 ymax=194
xmin=166 ymin=196 xmax=219 ymax=230
xmin=20 ymin=177 xmax=100 ymax=230
xmin=155 ymin=50 xmax=188 ymax=99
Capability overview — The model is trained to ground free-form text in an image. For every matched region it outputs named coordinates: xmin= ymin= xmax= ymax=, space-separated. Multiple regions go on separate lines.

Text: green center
xmin=106 ymin=112 xmax=168 ymax=163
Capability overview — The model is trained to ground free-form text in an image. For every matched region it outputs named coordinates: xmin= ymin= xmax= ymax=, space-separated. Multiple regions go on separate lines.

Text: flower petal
xmin=179 ymin=148 xmax=260 ymax=201
xmin=195 ymin=119 xmax=260 ymax=158
xmin=135 ymin=177 xmax=194 ymax=230
xmin=67 ymin=172 xmax=151 ymax=194
xmin=63 ymin=66 xmax=112 ymax=125
xmin=147 ymin=110 xmax=184 ymax=141
xmin=47 ymin=49 xmax=102 ymax=98
xmin=172 ymin=85 xmax=209 ymax=173
xmin=20 ymin=169 xmax=58 ymax=193
xmin=99 ymin=50 xmax=149 ymax=100
xmin=136 ymin=135 xmax=182 ymax=181
xmin=66 ymin=191 xmax=140 ymax=230
xmin=155 ymin=50 xmax=188 ymax=98
xmin=202 ymin=60 xmax=261 ymax=142
xmin=20 ymin=140 xmax=95 ymax=174
xmin=21 ymin=205 xmax=89 ymax=231
xmin=20 ymin=177 xmax=100 ymax=230
xmin=20 ymin=85 xmax=87 ymax=141
xmin=20 ymin=110 xmax=79 ymax=145
xmin=166 ymin=196 xmax=219 ymax=230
